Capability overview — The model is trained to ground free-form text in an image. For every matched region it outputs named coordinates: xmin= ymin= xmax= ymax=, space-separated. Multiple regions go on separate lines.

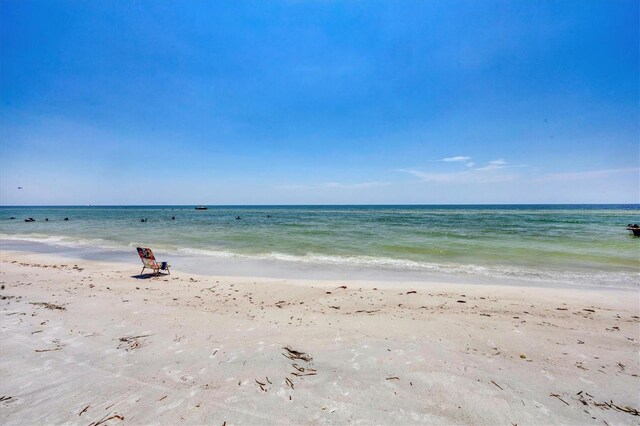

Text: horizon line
xmin=1 ymin=203 xmax=639 ymax=208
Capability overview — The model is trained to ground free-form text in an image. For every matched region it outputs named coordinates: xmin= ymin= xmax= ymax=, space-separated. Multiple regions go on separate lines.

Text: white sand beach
xmin=0 ymin=250 xmax=638 ymax=425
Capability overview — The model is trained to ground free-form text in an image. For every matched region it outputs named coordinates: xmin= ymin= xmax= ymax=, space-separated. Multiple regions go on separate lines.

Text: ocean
xmin=1 ymin=205 xmax=639 ymax=289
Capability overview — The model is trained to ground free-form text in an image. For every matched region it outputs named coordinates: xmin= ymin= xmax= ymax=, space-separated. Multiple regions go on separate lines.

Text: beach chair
xmin=136 ymin=247 xmax=170 ymax=275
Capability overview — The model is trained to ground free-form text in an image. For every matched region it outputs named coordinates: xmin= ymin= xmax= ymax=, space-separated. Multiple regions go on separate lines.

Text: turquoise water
xmin=1 ymin=205 xmax=639 ymax=288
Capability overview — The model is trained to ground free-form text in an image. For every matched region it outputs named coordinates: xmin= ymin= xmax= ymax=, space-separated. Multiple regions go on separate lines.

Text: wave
xmin=177 ymin=247 xmax=639 ymax=289
xmin=0 ymin=233 xmax=125 ymax=251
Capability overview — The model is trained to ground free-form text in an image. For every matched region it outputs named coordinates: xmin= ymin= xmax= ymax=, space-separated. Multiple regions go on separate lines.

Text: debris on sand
xmin=354 ymin=309 xmax=381 ymax=314
xmin=89 ymin=413 xmax=125 ymax=426
xmin=35 ymin=347 xmax=62 ymax=353
xmin=575 ymin=391 xmax=639 ymax=416
xmin=255 ymin=379 xmax=267 ymax=392
xmin=282 ymin=346 xmax=313 ymax=362
xmin=30 ymin=302 xmax=66 ymax=311
xmin=117 ymin=334 xmax=153 ymax=351
xmin=491 ymin=380 xmax=503 ymax=390
xmin=549 ymin=393 xmax=569 ymax=406
xmin=291 ymin=363 xmax=317 ymax=377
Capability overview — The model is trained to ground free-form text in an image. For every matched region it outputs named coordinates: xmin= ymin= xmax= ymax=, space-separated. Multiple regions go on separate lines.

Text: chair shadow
xmin=131 ymin=273 xmax=162 ymax=279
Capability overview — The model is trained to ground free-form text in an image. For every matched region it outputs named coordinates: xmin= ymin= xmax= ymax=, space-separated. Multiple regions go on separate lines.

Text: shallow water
xmin=1 ymin=205 xmax=639 ymax=288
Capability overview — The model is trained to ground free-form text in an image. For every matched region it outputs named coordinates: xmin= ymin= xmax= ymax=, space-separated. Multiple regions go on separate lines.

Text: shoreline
xmin=2 ymin=238 xmax=638 ymax=292
xmin=1 ymin=248 xmax=639 ymax=424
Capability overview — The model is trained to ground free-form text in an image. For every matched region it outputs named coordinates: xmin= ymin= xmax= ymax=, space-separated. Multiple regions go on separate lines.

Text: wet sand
xmin=0 ymin=250 xmax=638 ymax=425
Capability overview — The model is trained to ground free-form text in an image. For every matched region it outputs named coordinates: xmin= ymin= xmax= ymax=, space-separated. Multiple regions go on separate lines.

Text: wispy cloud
xmin=397 ymin=168 xmax=518 ymax=184
xmin=473 ymin=159 xmax=528 ymax=171
xmin=441 ymin=156 xmax=471 ymax=162
xmin=398 ymin=158 xmax=528 ymax=184
xmin=277 ymin=181 xmax=390 ymax=190
xmin=532 ymin=168 xmax=639 ymax=182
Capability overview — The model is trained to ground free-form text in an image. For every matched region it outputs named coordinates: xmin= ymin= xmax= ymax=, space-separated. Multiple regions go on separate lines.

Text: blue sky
xmin=1 ymin=0 xmax=638 ymax=205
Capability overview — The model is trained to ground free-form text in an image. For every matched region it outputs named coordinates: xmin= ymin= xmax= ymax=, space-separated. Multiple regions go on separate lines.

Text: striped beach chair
xmin=136 ymin=247 xmax=170 ymax=275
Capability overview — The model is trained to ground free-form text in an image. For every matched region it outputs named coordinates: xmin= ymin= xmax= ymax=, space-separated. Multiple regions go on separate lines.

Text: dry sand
xmin=0 ymin=250 xmax=639 ymax=425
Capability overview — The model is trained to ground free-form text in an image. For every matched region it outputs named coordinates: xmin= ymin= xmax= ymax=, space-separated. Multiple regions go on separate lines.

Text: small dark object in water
xmin=267 ymin=215 xmax=271 ymax=218
xmin=236 ymin=216 xmax=241 ymax=220
xmin=45 ymin=218 xmax=49 ymax=221
xmin=195 ymin=206 xmax=207 ymax=210
xmin=172 ymin=216 xmax=175 ymax=220
xmin=24 ymin=218 xmax=35 ymax=222
xmin=9 ymin=217 xmax=15 ymax=220
xmin=141 ymin=218 xmax=148 ymax=223
xmin=627 ymin=224 xmax=640 ymax=237
xmin=63 ymin=217 xmax=69 ymax=221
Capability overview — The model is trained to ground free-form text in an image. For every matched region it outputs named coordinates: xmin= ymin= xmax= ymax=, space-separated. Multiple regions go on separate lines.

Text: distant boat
xmin=195 ymin=206 xmax=208 ymax=210
xmin=627 ymin=224 xmax=640 ymax=237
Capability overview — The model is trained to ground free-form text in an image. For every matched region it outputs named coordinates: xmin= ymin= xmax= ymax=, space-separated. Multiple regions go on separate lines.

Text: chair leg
xmin=141 ymin=266 xmax=145 ymax=275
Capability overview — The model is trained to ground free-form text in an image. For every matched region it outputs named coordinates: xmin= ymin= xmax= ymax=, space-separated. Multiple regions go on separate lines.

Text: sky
xmin=0 ymin=0 xmax=638 ymax=205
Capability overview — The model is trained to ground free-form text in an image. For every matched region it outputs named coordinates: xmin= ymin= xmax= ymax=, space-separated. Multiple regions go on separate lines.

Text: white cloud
xmin=466 ymin=162 xmax=475 ymax=167
xmin=488 ymin=159 xmax=507 ymax=165
xmin=441 ymin=156 xmax=471 ymax=162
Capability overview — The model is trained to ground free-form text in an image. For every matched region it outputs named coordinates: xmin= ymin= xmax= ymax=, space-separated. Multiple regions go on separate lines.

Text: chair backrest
xmin=137 ymin=247 xmax=158 ymax=268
